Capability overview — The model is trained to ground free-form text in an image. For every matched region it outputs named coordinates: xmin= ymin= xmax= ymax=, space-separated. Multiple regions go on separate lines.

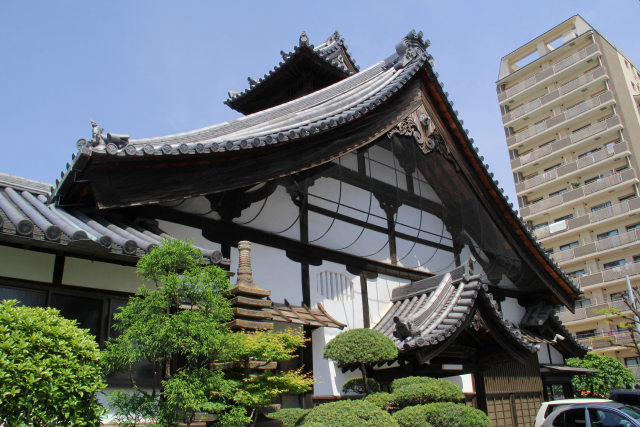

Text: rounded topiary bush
xmin=300 ymin=400 xmax=398 ymax=427
xmin=0 ymin=300 xmax=105 ymax=425
xmin=423 ymin=402 xmax=490 ymax=427
xmin=268 ymin=408 xmax=310 ymax=427
xmin=393 ymin=404 xmax=435 ymax=427
xmin=363 ymin=392 xmax=395 ymax=410
xmin=391 ymin=376 xmax=438 ymax=391
xmin=343 ymin=377 xmax=381 ymax=394
xmin=392 ymin=380 xmax=464 ymax=408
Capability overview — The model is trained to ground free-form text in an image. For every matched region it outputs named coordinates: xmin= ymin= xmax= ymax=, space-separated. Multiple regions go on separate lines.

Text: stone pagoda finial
xmin=237 ymin=240 xmax=256 ymax=288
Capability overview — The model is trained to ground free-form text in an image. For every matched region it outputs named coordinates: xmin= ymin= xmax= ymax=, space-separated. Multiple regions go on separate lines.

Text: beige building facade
xmin=497 ymin=15 xmax=640 ymax=377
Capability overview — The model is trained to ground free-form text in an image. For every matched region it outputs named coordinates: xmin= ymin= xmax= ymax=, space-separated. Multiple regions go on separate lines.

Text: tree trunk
xmin=360 ymin=363 xmax=369 ymax=395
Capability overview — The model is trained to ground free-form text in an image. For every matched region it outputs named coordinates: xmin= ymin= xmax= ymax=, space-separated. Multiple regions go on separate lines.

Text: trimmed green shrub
xmin=424 ymin=402 xmax=489 ymax=427
xmin=393 ymin=404 xmax=435 ymax=427
xmin=392 ymin=380 xmax=464 ymax=408
xmin=363 ymin=392 xmax=395 ymax=410
xmin=394 ymin=402 xmax=489 ymax=427
xmin=268 ymin=408 xmax=310 ymax=427
xmin=300 ymin=400 xmax=398 ymax=426
xmin=324 ymin=328 xmax=398 ymax=394
xmin=0 ymin=300 xmax=105 ymax=426
xmin=343 ymin=377 xmax=381 ymax=394
xmin=391 ymin=376 xmax=438 ymax=391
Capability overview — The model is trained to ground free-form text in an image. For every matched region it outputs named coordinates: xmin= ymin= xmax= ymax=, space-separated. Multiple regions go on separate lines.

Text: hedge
xmin=391 ymin=376 xmax=438 ymax=391
xmin=363 ymin=392 xmax=395 ymax=410
xmin=300 ymin=400 xmax=398 ymax=426
xmin=343 ymin=377 xmax=381 ymax=394
xmin=392 ymin=380 xmax=464 ymax=408
xmin=394 ymin=402 xmax=490 ymax=427
xmin=268 ymin=408 xmax=310 ymax=427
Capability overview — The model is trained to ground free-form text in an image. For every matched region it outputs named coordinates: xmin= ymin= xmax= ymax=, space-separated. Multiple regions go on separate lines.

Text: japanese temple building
xmin=0 ymin=31 xmax=593 ymax=426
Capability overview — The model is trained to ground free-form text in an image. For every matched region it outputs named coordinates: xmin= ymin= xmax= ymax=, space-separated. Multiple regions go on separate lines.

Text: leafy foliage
xmin=343 ymin=377 xmax=380 ymax=394
xmin=567 ymin=352 xmax=637 ymax=397
xmin=391 ymin=376 xmax=438 ymax=391
xmin=391 ymin=379 xmax=464 ymax=409
xmin=300 ymin=400 xmax=398 ymax=426
xmin=324 ymin=328 xmax=397 ymax=394
xmin=363 ymin=392 xmax=394 ymax=410
xmin=0 ymin=300 xmax=105 ymax=426
xmin=394 ymin=402 xmax=489 ymax=427
xmin=267 ymin=408 xmax=310 ymax=427
xmin=107 ymin=391 xmax=157 ymax=427
xmin=323 ymin=328 xmax=398 ymax=365
xmin=103 ymin=239 xmax=312 ymax=425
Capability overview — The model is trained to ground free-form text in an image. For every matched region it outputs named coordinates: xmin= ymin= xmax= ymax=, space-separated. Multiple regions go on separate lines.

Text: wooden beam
xmin=135 ymin=206 xmax=432 ymax=282
xmin=360 ymin=273 xmax=370 ymax=328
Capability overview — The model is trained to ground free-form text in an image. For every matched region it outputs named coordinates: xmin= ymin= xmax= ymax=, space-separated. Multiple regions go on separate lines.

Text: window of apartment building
xmin=544 ymin=163 xmax=562 ymax=172
xmin=538 ymin=139 xmax=556 ymax=149
xmin=616 ymin=165 xmax=629 ymax=173
xmin=528 ymin=196 xmax=543 ymax=205
xmin=575 ymin=297 xmax=591 ymax=309
xmin=576 ymin=329 xmax=597 ymax=338
xmin=603 ymin=259 xmax=626 ymax=270
xmin=619 ymin=194 xmax=636 ymax=203
xmin=559 ymin=241 xmax=580 ymax=251
xmin=549 ymin=188 xmax=568 ymax=197
xmin=625 ymin=357 xmax=640 ymax=367
xmin=545 ymin=248 xmax=554 ymax=255
xmin=532 ymin=222 xmax=548 ymax=230
xmin=584 ymin=175 xmax=602 ymax=185
xmin=609 ymin=291 xmax=627 ymax=301
xmin=591 ymin=201 xmax=612 ymax=212
xmin=597 ymin=229 xmax=619 ymax=240
xmin=634 ymin=255 xmax=640 ymax=263
xmin=572 ymin=123 xmax=591 ymax=135
xmin=578 ymin=147 xmax=602 ymax=159
xmin=626 ymin=223 xmax=640 ymax=232
xmin=554 ymin=214 xmax=574 ymax=222
xmin=567 ymin=269 xmax=586 ymax=278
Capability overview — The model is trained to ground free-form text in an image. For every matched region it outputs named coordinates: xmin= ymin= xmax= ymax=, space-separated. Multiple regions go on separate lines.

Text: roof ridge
xmin=0 ymin=172 xmax=51 ymax=194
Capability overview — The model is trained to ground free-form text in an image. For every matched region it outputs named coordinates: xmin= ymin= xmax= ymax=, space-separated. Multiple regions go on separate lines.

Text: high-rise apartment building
xmin=497 ymin=15 xmax=640 ymax=376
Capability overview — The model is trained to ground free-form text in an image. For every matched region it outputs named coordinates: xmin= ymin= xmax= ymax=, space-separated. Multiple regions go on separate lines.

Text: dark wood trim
xmin=138 ymin=206 xmax=432 ymax=282
xmin=300 ymin=190 xmax=311 ymax=307
xmin=360 ymin=273 xmax=370 ymax=328
xmin=474 ymin=370 xmax=488 ymax=414
xmin=0 ymin=275 xmax=134 ymax=299
xmin=306 ymin=203 xmax=453 ymax=252
xmin=52 ymin=254 xmax=65 ymax=286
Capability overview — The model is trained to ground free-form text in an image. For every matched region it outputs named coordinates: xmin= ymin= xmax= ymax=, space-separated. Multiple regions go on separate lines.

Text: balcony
xmin=506 ymin=90 xmax=613 ymax=148
xmin=577 ymin=260 xmax=640 ymax=288
xmin=498 ymin=43 xmax=600 ymax=103
xmin=516 ymin=139 xmax=627 ymax=194
xmin=577 ymin=330 xmax=635 ymax=350
xmin=533 ymin=196 xmax=640 ymax=240
xmin=503 ymin=67 xmax=607 ymax=126
xmin=558 ymin=299 xmax=630 ymax=323
xmin=550 ymin=228 xmax=640 ymax=264
xmin=511 ymin=115 xmax=621 ymax=170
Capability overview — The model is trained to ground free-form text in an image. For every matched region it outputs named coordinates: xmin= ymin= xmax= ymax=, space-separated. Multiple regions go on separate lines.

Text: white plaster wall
xmin=501 ymin=297 xmax=527 ymax=324
xmin=234 ymin=185 xmax=300 ymax=240
xmin=442 ymin=373 xmax=474 ymax=394
xmin=62 ymin=258 xmax=142 ymax=293
xmin=311 ymin=327 xmax=361 ymax=396
xmin=537 ymin=343 xmax=551 ymax=364
xmin=366 ymin=144 xmax=407 ymax=191
xmin=367 ymin=273 xmax=409 ymax=326
xmin=549 ymin=345 xmax=565 ymax=365
xmin=156 ymin=220 xmax=221 ymax=252
xmin=0 ymin=246 xmax=54 ymax=283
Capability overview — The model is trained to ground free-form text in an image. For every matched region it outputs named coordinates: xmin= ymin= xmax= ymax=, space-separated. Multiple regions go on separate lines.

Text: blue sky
xmin=1 ymin=1 xmax=638 ymax=206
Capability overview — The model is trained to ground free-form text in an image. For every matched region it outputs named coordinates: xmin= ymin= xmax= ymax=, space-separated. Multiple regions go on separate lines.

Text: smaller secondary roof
xmin=267 ymin=299 xmax=346 ymax=329
xmin=225 ymin=31 xmax=359 ymax=115
xmin=0 ymin=172 xmax=227 ymax=264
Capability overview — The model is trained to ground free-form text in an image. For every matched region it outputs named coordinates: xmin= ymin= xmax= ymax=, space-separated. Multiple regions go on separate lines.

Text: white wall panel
xmin=0 ymin=246 xmax=54 ymax=283
xmin=62 ymin=257 xmax=141 ymax=293
xmin=501 ymin=297 xmax=527 ymax=324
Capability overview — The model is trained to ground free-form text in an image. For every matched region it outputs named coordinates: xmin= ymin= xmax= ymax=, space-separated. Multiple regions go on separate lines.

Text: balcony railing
xmin=558 ymin=299 xmax=630 ymax=323
xmin=511 ymin=115 xmax=621 ymax=169
xmin=503 ymin=67 xmax=606 ymax=124
xmin=520 ymin=162 xmax=635 ymax=218
xmin=578 ymin=330 xmax=635 ymax=350
xmin=498 ymin=43 xmax=600 ymax=102
xmin=533 ymin=196 xmax=640 ymax=240
xmin=516 ymin=140 xmax=626 ymax=193
xmin=507 ymin=90 xmax=613 ymax=147
xmin=577 ymin=260 xmax=640 ymax=288
xmin=550 ymin=228 xmax=640 ymax=264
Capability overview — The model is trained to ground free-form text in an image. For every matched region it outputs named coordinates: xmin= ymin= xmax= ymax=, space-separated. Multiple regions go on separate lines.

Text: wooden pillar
xmin=52 ymin=254 xmax=65 ymax=286
xmin=379 ymin=199 xmax=398 ymax=265
xmin=360 ymin=273 xmax=370 ymax=328
xmin=474 ymin=370 xmax=488 ymax=414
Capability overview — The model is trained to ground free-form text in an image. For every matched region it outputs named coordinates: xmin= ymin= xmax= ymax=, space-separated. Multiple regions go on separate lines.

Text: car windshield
xmin=620 ymin=406 xmax=640 ymax=420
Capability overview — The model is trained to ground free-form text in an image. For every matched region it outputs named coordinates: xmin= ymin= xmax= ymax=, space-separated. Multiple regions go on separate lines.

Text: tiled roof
xmin=52 ymin=29 xmax=578 ymax=303
xmin=373 ymin=261 xmax=534 ymax=354
xmin=0 ymin=173 xmax=227 ymax=264
xmin=266 ymin=299 xmax=346 ymax=329
xmin=225 ymin=31 xmax=359 ymax=107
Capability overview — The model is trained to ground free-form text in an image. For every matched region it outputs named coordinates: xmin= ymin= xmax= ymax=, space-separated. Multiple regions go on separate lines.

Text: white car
xmin=534 ymin=398 xmax=612 ymax=427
